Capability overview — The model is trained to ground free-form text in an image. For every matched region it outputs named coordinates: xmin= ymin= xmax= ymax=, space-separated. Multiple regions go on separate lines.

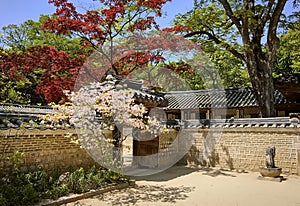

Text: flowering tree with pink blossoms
xmin=43 ymin=79 xmax=161 ymax=171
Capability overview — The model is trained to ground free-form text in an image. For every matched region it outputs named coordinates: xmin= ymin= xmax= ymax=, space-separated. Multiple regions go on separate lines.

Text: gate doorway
xmin=133 ymin=132 xmax=159 ymax=168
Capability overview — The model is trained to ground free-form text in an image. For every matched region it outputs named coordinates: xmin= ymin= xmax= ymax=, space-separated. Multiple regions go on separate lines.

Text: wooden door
xmin=133 ymin=131 xmax=159 ymax=168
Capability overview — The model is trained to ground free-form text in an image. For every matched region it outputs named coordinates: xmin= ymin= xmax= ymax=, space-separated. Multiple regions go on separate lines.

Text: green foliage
xmin=0 ymin=142 xmax=118 ymax=204
xmin=25 ymin=168 xmax=55 ymax=194
xmin=0 ymin=171 xmax=40 ymax=206
xmin=174 ymin=2 xmax=250 ymax=89
xmin=175 ymin=2 xmax=239 ymax=51
xmin=44 ymin=183 xmax=69 ymax=199
xmin=85 ymin=166 xmax=106 ymax=188
xmin=274 ymin=14 xmax=300 ymax=75
xmin=210 ymin=50 xmax=250 ymax=88
xmin=68 ymin=166 xmax=127 ymax=194
xmin=0 ymin=71 xmax=45 ymax=105
xmin=68 ymin=167 xmax=87 ymax=193
xmin=0 ymin=165 xmax=128 ymax=206
xmin=174 ymin=0 xmax=296 ymax=116
xmin=0 ymin=15 xmax=85 ymax=56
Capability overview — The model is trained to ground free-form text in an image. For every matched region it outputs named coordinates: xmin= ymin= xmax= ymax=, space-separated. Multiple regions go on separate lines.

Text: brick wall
xmin=1 ymin=127 xmax=299 ymax=175
xmin=165 ymin=128 xmax=300 ymax=175
xmin=0 ymin=129 xmax=98 ymax=174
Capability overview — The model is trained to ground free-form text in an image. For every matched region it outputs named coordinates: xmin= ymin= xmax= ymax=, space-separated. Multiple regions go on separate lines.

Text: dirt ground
xmin=64 ymin=166 xmax=300 ymax=206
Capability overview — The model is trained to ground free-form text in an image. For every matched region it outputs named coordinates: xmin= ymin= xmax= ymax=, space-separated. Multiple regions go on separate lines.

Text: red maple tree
xmin=42 ymin=0 xmax=174 ymax=76
xmin=0 ymin=46 xmax=84 ymax=103
xmin=42 ymin=0 xmax=170 ymax=46
xmin=1 ymin=0 xmax=199 ymax=104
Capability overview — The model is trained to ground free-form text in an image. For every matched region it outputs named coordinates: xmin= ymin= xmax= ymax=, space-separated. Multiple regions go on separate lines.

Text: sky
xmin=0 ymin=0 xmax=297 ymax=31
xmin=0 ymin=0 xmax=195 ymax=29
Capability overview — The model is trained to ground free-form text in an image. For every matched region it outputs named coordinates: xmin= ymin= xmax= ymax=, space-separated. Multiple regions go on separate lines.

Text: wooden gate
xmin=133 ymin=137 xmax=159 ymax=156
xmin=133 ymin=131 xmax=159 ymax=168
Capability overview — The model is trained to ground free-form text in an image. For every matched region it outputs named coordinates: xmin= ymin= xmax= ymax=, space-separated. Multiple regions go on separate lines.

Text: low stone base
xmin=259 ymin=167 xmax=282 ymax=177
xmin=257 ymin=175 xmax=284 ymax=182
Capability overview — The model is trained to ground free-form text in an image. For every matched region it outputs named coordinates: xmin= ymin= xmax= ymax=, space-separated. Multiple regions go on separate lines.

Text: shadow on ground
xmin=133 ymin=165 xmax=238 ymax=181
xmin=133 ymin=166 xmax=199 ymax=181
xmin=66 ymin=166 xmax=243 ymax=206
xmin=102 ymin=184 xmax=195 ymax=205
xmin=69 ymin=184 xmax=195 ymax=206
xmin=199 ymin=167 xmax=237 ymax=177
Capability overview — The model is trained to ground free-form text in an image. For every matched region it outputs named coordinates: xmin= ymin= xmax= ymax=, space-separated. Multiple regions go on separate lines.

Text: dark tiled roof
xmin=165 ymin=116 xmax=300 ymax=129
xmin=0 ymin=104 xmax=65 ymax=130
xmin=274 ymin=73 xmax=300 ymax=103
xmin=1 ymin=105 xmax=299 ymax=130
xmin=0 ymin=75 xmax=167 ymax=130
xmin=89 ymin=74 xmax=167 ymax=105
xmin=275 ymin=73 xmax=300 ymax=84
xmin=164 ymin=87 xmax=287 ymax=110
xmin=133 ymin=90 xmax=167 ymax=105
xmin=0 ymin=104 xmax=54 ymax=116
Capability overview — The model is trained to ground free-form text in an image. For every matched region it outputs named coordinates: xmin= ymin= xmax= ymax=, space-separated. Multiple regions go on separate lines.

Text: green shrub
xmin=0 ymin=165 xmax=129 ymax=205
xmin=0 ymin=168 xmax=45 ymax=205
xmin=0 ymin=179 xmax=39 ymax=206
xmin=85 ymin=166 xmax=104 ymax=188
xmin=0 ymin=193 xmax=8 ymax=206
xmin=68 ymin=167 xmax=88 ymax=193
xmin=44 ymin=183 xmax=69 ymax=199
xmin=25 ymin=167 xmax=54 ymax=194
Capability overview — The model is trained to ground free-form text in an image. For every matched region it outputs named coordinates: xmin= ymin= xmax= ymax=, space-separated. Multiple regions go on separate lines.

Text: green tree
xmin=0 ymin=15 xmax=85 ymax=56
xmin=175 ymin=0 xmax=295 ymax=117
xmin=0 ymin=70 xmax=44 ymax=105
xmin=210 ymin=50 xmax=250 ymax=88
xmin=274 ymin=11 xmax=300 ymax=75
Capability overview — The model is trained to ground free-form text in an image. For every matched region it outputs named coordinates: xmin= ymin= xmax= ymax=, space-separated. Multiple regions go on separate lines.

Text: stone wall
xmin=166 ymin=128 xmax=300 ymax=175
xmin=0 ymin=129 xmax=97 ymax=174
xmin=1 ymin=127 xmax=299 ymax=175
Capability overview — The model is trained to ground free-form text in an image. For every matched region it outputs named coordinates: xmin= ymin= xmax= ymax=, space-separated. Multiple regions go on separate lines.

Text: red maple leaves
xmin=0 ymin=46 xmax=84 ymax=103
xmin=1 ymin=0 xmax=202 ymax=104
xmin=43 ymin=0 xmax=171 ymax=46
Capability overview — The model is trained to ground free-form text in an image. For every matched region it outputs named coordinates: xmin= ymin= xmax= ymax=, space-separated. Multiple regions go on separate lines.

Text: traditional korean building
xmin=0 ymin=75 xmax=168 ymax=171
xmin=163 ymin=87 xmax=289 ymax=120
xmin=274 ymin=73 xmax=300 ymax=113
xmin=0 ymin=75 xmax=167 ymax=130
xmin=1 ymin=74 xmax=298 ymax=128
xmin=1 ymin=75 xmax=300 ymax=173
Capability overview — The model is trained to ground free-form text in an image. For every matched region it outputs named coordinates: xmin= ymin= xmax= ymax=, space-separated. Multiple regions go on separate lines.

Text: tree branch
xmin=184 ymin=31 xmax=245 ymax=61
xmin=259 ymin=0 xmax=275 ymax=32
xmin=218 ymin=0 xmax=242 ymax=33
xmin=241 ymin=0 xmax=250 ymax=43
xmin=267 ymin=0 xmax=287 ymax=62
xmin=218 ymin=0 xmax=251 ymax=47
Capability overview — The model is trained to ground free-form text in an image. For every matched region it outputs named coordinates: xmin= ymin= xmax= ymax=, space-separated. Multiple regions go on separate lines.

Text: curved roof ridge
xmin=164 ymin=86 xmax=253 ymax=95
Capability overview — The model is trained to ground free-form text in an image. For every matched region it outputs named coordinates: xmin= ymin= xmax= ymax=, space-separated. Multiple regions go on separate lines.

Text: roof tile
xmin=164 ymin=87 xmax=287 ymax=110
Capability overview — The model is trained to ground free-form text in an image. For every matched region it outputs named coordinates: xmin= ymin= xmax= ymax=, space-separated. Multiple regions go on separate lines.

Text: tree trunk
xmin=246 ymin=51 xmax=276 ymax=117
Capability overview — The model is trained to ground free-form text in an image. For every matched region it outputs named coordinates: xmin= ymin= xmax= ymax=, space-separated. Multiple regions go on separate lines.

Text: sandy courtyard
xmin=64 ymin=166 xmax=300 ymax=206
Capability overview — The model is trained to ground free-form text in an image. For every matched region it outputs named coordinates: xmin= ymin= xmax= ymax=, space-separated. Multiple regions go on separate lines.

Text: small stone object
xmin=57 ymin=172 xmax=70 ymax=185
xmin=265 ymin=146 xmax=275 ymax=168
xmin=259 ymin=167 xmax=282 ymax=178
xmin=259 ymin=146 xmax=282 ymax=181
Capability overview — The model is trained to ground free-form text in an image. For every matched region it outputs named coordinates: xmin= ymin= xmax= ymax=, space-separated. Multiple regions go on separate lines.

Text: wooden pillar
xmin=206 ymin=110 xmax=210 ymax=119
xmin=181 ymin=110 xmax=185 ymax=120
xmin=236 ymin=109 xmax=240 ymax=119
